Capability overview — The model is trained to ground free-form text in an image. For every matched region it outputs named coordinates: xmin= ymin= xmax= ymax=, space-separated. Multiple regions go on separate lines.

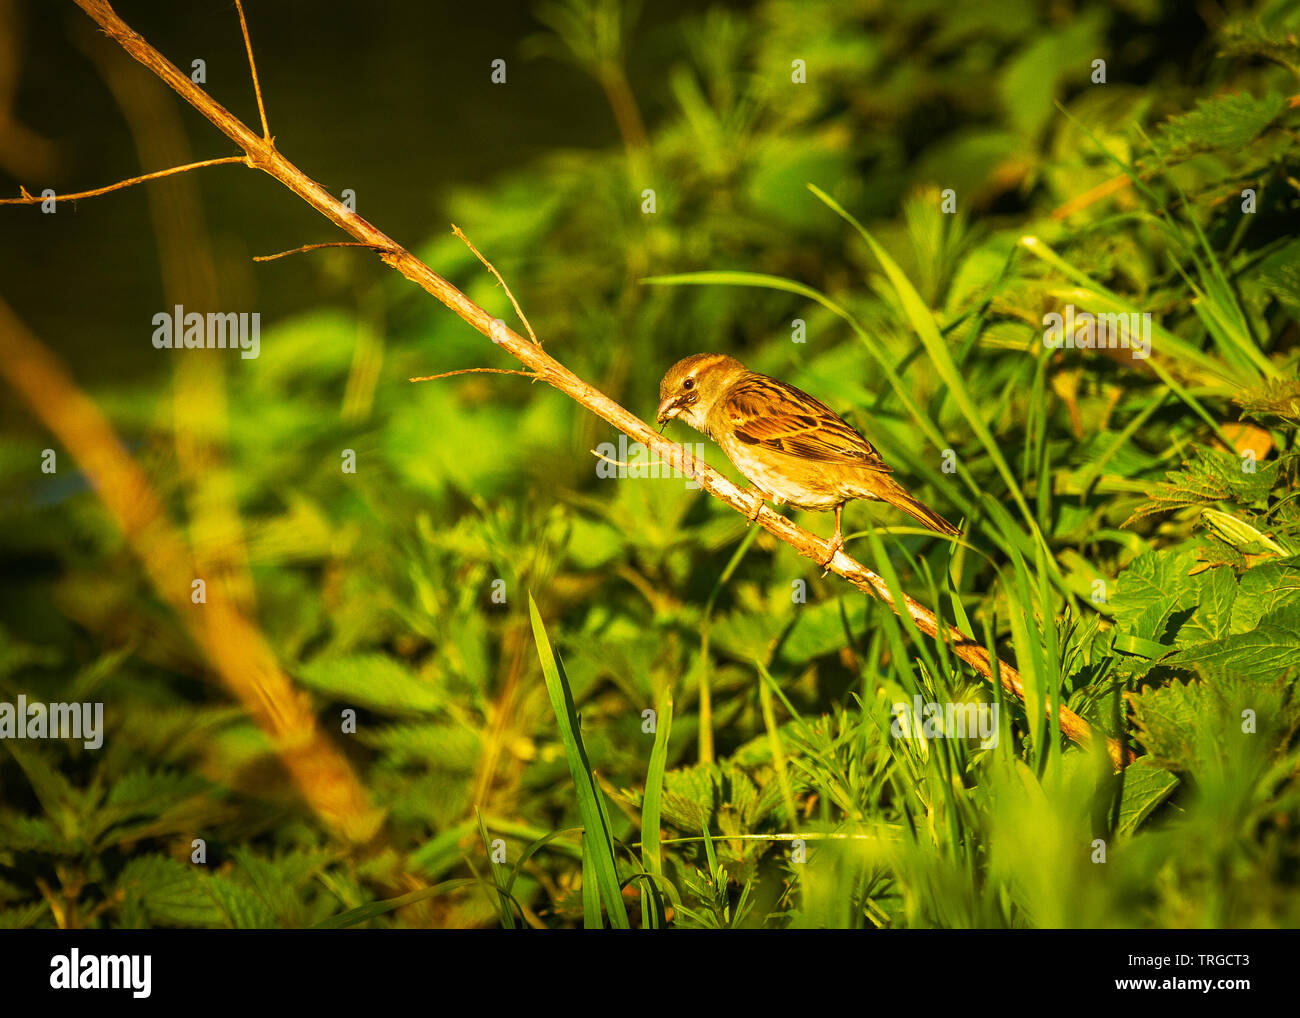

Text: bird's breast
xmin=717 ymin=433 xmax=849 ymax=511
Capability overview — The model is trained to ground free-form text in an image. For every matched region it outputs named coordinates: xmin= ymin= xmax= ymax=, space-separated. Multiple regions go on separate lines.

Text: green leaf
xmin=1108 ymin=549 xmax=1199 ymax=644
xmin=1173 ymin=566 xmax=1237 ymax=648
xmin=477 ymin=808 xmax=516 ymax=929
xmin=1151 ymin=91 xmax=1286 ymax=160
xmin=1165 ymin=606 xmax=1300 ymax=677
xmin=1128 ymin=679 xmax=1206 ymax=766
xmin=117 ymin=855 xmax=220 ymax=928
xmin=204 ymin=875 xmax=277 ymax=929
xmin=778 ymin=597 xmax=867 ymax=663
xmin=581 ymin=836 xmax=603 ymax=930
xmin=658 ymin=765 xmax=716 ymax=833
xmin=1220 ymin=20 xmax=1300 ymax=76
xmin=528 ymin=595 xmax=629 ymax=928
xmin=1231 ymin=557 xmax=1300 ymax=632
xmin=1127 ymin=448 xmax=1278 ymax=524
xmin=104 ymin=768 xmax=208 ymax=815
xmin=1234 ymin=379 xmax=1300 ymax=426
xmin=1129 ymin=671 xmax=1295 ymax=775
xmin=230 ymin=847 xmax=325 ymax=927
xmin=998 ymin=14 xmax=1102 ymax=139
xmin=1117 ymin=760 xmax=1180 ymax=835
xmin=295 ymin=654 xmax=443 ymax=715
xmin=1254 ymin=240 xmax=1300 ymax=321
xmin=641 ymin=688 xmax=672 ymax=879
xmin=640 ymin=687 xmax=676 ymax=929
xmin=310 ymin=879 xmax=477 ymax=929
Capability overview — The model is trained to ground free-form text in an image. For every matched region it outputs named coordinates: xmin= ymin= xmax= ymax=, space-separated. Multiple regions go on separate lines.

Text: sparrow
xmin=656 ymin=353 xmax=959 ymax=564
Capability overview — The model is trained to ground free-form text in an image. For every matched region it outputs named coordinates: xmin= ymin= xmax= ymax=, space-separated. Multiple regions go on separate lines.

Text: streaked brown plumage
xmin=656 ymin=353 xmax=958 ymax=563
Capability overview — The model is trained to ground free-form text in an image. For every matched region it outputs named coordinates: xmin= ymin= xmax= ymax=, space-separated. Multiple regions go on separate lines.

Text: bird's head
xmin=656 ymin=353 xmax=746 ymax=432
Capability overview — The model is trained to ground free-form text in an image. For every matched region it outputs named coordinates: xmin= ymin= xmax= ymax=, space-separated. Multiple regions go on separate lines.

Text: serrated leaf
xmin=1219 ymin=20 xmax=1300 ymax=76
xmin=1234 ymin=378 xmax=1300 ymax=425
xmin=1129 ymin=670 xmax=1296 ymax=778
xmin=204 ymin=874 xmax=277 ymax=929
xmin=117 ymin=855 xmax=220 ymax=927
xmin=1173 ymin=565 xmax=1237 ymax=648
xmin=1127 ymin=447 xmax=1278 ymax=524
xmin=1117 ymin=760 xmax=1180 ymax=834
xmin=357 ymin=722 xmax=481 ymax=768
xmin=0 ymin=815 xmax=65 ymax=854
xmin=295 ymin=654 xmax=443 ymax=715
xmin=1165 ymin=606 xmax=1300 ymax=677
xmin=1127 ymin=679 xmax=1207 ymax=767
xmin=230 ymin=847 xmax=325 ymax=926
xmin=1255 ymin=240 xmax=1300 ymax=321
xmin=1108 ymin=549 xmax=1199 ymax=643
xmin=1231 ymin=557 xmax=1300 ymax=632
xmin=1151 ymin=91 xmax=1286 ymax=159
xmin=105 ymin=768 xmax=209 ymax=811
xmin=0 ymin=902 xmax=50 ymax=929
xmin=659 ymin=764 xmax=718 ymax=831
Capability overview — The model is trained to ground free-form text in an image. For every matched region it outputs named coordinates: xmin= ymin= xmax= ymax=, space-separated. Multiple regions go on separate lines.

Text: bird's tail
xmin=856 ymin=473 xmax=960 ymax=537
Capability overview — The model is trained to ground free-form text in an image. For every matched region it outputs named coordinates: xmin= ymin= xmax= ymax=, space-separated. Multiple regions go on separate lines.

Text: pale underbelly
xmin=719 ymin=438 xmax=879 ymax=512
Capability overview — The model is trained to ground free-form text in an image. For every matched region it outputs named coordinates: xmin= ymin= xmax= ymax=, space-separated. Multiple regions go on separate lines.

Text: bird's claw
xmin=819 ymin=534 xmax=844 ymax=576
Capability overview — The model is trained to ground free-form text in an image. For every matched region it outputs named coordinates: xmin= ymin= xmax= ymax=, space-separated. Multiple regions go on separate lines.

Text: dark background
xmin=0 ymin=0 xmax=730 ymax=389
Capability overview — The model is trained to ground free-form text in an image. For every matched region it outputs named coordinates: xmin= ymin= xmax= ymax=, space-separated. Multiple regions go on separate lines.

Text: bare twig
xmin=452 ymin=225 xmax=540 ymax=346
xmin=0 ymin=155 xmax=245 ymax=204
xmin=1051 ymin=173 xmax=1136 ymax=221
xmin=591 ymin=448 xmax=630 ymax=470
xmin=59 ymin=0 xmax=1129 ymax=768
xmin=254 ymin=240 xmax=397 ymax=262
xmin=590 ymin=445 xmax=698 ymax=473
xmin=409 ymin=367 xmax=540 ymax=383
xmin=234 ymin=0 xmax=270 ymax=141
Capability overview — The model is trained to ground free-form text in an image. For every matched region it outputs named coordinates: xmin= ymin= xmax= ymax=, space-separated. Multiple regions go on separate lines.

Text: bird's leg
xmin=821 ymin=504 xmax=845 ymax=573
xmin=741 ymin=486 xmax=769 ymax=524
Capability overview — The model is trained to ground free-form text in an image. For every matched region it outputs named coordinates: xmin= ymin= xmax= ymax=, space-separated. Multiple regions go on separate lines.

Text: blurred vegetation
xmin=2 ymin=0 xmax=1300 ymax=929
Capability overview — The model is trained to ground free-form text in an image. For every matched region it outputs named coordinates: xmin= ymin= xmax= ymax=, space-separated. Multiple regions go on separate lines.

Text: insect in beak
xmin=656 ymin=395 xmax=679 ymax=425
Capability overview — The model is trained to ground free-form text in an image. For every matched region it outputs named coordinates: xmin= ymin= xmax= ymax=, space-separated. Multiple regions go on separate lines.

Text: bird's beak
xmin=656 ymin=395 xmax=680 ymax=425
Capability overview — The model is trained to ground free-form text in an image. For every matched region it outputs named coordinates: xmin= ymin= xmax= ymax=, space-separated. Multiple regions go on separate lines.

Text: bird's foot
xmin=819 ymin=534 xmax=844 ymax=576
xmin=820 ymin=505 xmax=846 ymax=576
xmin=741 ymin=487 xmax=768 ymax=525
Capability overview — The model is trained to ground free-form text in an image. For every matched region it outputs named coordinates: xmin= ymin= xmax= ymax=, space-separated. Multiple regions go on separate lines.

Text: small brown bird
xmin=656 ymin=353 xmax=958 ymax=563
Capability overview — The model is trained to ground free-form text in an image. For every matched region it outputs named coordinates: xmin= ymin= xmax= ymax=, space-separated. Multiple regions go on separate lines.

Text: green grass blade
xmin=504 ymin=826 xmax=583 ymax=896
xmin=310 ymin=879 xmax=477 ymax=929
xmin=640 ymin=686 xmax=673 ymax=928
xmin=477 ymin=807 xmax=516 ymax=929
xmin=807 ymin=182 xmax=1043 ymax=544
xmin=755 ymin=661 xmax=800 ymax=832
xmin=528 ymin=594 xmax=630 ymax=929
xmin=641 ymin=687 xmax=673 ymax=878
xmin=581 ymin=836 xmax=602 ymax=929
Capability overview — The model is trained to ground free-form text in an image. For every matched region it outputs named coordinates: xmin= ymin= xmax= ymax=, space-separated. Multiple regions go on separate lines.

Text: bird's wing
xmin=720 ymin=374 xmax=892 ymax=470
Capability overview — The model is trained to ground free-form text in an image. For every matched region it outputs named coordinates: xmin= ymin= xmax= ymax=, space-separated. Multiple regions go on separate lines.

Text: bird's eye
xmin=683 ymin=378 xmax=695 ymax=390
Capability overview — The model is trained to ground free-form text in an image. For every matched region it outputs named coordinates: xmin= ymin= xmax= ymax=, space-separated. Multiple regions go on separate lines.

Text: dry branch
xmin=59 ymin=0 xmax=1130 ymax=768
xmin=253 ymin=241 xmax=396 ymax=262
xmin=0 ymin=155 xmax=245 ymax=204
